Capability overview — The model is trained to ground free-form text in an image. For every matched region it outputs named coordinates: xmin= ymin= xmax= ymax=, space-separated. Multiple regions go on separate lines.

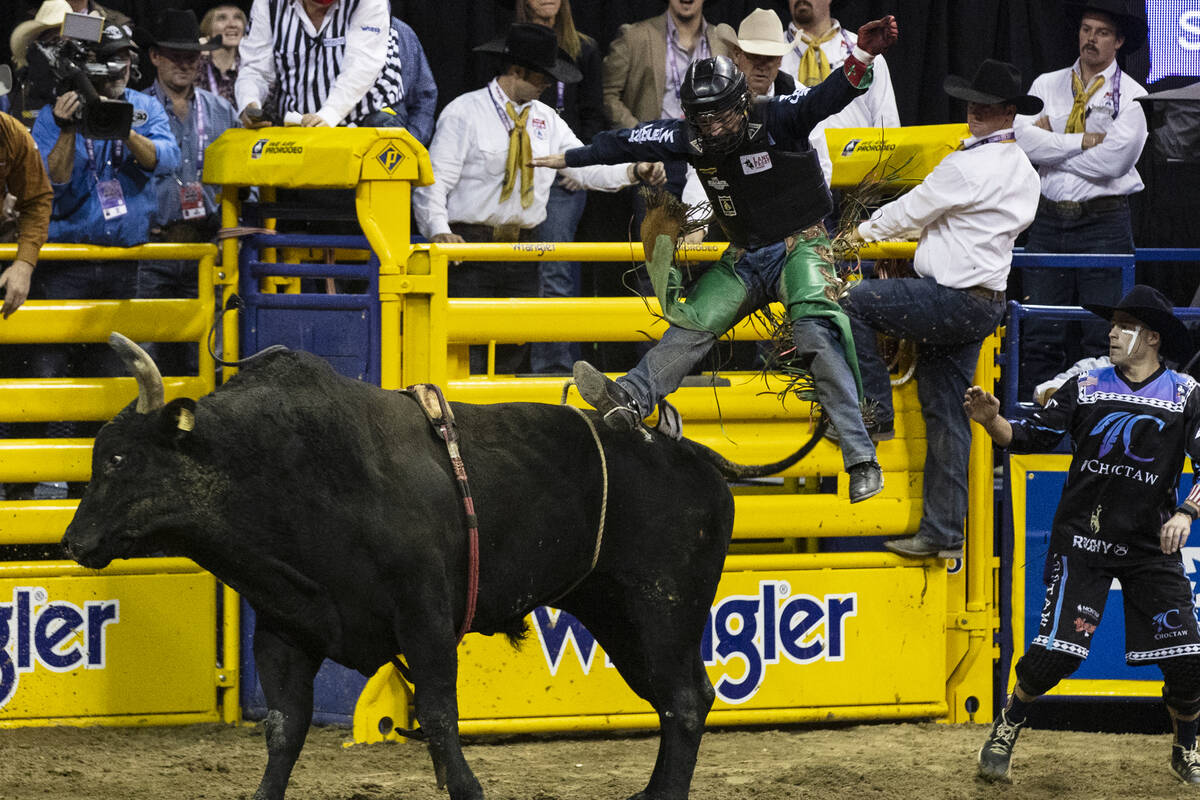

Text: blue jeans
xmin=530 ymin=179 xmax=588 ymax=374
xmin=618 ymin=242 xmax=875 ymax=470
xmin=1019 ymin=205 xmax=1132 ymax=400
xmin=842 ymin=277 xmax=1005 ymax=547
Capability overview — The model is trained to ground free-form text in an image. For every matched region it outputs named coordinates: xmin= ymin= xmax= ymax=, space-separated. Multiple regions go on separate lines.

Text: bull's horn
xmin=108 ymin=332 xmax=165 ymax=413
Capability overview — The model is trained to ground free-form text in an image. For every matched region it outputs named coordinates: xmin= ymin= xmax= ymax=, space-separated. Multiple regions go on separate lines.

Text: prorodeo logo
xmin=376 ymin=143 xmax=404 ymax=173
xmin=251 ymin=139 xmax=268 ymax=159
xmin=0 ymin=587 xmax=119 ymax=709
xmin=842 ymin=139 xmax=895 ymax=156
xmin=531 ymin=580 xmax=857 ymax=705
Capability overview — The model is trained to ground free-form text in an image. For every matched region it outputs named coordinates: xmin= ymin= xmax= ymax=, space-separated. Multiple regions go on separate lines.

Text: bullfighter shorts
xmin=1032 ymin=551 xmax=1200 ymax=665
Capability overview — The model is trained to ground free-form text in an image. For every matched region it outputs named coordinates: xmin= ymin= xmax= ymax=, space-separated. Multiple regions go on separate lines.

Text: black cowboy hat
xmin=1083 ymin=284 xmax=1192 ymax=360
xmin=474 ymin=22 xmax=582 ymax=83
xmin=943 ymin=59 xmax=1043 ymax=116
xmin=1065 ymin=0 xmax=1147 ymax=54
xmin=146 ymin=8 xmax=221 ymax=51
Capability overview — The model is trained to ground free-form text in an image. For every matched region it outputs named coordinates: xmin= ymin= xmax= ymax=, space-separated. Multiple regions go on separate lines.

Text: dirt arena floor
xmin=0 ymin=719 xmax=1194 ymax=800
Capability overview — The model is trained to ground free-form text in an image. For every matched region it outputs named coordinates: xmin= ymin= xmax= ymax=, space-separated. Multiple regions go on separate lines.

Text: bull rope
xmin=542 ymin=406 xmax=609 ymax=606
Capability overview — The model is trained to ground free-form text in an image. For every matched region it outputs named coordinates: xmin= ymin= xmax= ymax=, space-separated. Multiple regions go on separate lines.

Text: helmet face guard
xmin=681 ymin=56 xmax=750 ymax=154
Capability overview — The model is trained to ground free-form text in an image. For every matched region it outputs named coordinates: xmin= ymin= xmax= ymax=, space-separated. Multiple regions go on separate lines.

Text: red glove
xmin=857 ymin=15 xmax=899 ymax=56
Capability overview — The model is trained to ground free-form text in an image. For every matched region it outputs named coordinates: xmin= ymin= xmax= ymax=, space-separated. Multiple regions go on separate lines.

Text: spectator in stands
xmin=235 ymin=0 xmax=404 ymax=128
xmin=140 ymin=9 xmax=238 ymax=375
xmin=197 ymin=2 xmax=247 ymax=106
xmin=8 ymin=0 xmax=74 ymax=128
xmin=842 ymin=60 xmax=1042 ymax=556
xmin=780 ymin=0 xmax=899 ymax=182
xmin=1014 ymin=0 xmax=1148 ymax=402
xmin=966 ymin=285 xmax=1200 ymax=786
xmin=413 ymin=23 xmax=662 ymax=375
xmin=602 ymin=0 xmax=734 ymax=204
xmin=512 ymin=0 xmax=604 ymax=375
xmin=389 ymin=15 xmax=436 ymax=144
xmin=721 ymin=8 xmax=794 ymax=99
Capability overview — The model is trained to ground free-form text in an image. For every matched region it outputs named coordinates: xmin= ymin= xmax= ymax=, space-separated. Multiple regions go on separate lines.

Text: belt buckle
xmin=1055 ymin=200 xmax=1083 ymax=219
xmin=492 ymin=223 xmax=521 ymax=242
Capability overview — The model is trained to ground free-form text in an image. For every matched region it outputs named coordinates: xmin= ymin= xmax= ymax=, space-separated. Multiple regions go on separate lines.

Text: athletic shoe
xmin=977 ymin=708 xmax=1025 ymax=782
xmin=1172 ymin=744 xmax=1200 ymax=784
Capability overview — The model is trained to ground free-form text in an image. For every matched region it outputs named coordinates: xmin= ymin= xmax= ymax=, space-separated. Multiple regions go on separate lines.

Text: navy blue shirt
xmin=1009 ymin=365 xmax=1200 ymax=563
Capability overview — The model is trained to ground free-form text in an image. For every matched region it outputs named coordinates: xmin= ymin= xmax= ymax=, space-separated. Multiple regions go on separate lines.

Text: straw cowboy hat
xmin=721 ymin=8 xmax=790 ymax=57
xmin=10 ymin=0 xmax=74 ymax=69
xmin=1083 ymin=284 xmax=1192 ymax=361
xmin=474 ymin=22 xmax=582 ymax=84
xmin=943 ymin=59 xmax=1044 ymax=116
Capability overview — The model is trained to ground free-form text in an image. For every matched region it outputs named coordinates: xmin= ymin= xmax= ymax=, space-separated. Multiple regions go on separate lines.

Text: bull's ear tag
xmin=175 ymin=406 xmax=195 ymax=432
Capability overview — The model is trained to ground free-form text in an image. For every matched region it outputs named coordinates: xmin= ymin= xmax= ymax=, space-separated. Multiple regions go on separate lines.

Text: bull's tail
xmin=681 ymin=417 xmax=828 ymax=480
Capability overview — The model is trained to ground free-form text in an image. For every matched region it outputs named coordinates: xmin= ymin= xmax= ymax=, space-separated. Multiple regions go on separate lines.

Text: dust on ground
xmin=0 ymin=720 xmax=1188 ymax=800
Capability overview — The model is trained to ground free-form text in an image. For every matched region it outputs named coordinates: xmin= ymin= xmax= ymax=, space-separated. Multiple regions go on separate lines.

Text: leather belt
xmin=963 ymin=285 xmax=1005 ymax=303
xmin=1038 ymin=194 xmax=1127 ymax=219
xmin=450 ymin=222 xmax=536 ymax=243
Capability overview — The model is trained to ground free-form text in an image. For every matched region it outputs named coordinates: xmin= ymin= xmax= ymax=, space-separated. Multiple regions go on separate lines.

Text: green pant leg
xmin=778 ymin=230 xmax=864 ymax=399
xmin=645 ymin=235 xmax=749 ymax=336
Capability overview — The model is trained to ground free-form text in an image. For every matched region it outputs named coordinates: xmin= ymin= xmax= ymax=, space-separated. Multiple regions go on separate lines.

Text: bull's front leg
xmin=252 ymin=625 xmax=322 ymax=800
xmin=399 ymin=622 xmax=481 ymax=800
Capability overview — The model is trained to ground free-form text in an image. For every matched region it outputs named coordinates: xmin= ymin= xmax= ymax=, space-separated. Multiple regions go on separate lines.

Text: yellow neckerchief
xmin=1067 ymin=70 xmax=1105 ymax=133
xmin=796 ymin=25 xmax=841 ymax=87
xmin=500 ymin=102 xmax=534 ymax=209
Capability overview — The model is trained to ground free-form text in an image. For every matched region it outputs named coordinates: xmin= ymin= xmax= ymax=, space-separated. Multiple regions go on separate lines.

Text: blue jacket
xmin=391 ymin=17 xmax=437 ymax=146
xmin=32 ymin=88 xmax=180 ymax=246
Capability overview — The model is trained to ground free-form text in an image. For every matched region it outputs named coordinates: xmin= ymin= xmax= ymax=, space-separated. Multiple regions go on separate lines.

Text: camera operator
xmin=15 ymin=22 xmax=180 ymax=500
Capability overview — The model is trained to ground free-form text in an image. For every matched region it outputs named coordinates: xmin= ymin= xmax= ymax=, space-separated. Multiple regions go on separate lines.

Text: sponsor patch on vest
xmin=706 ymin=177 xmax=730 ymax=190
xmin=718 ymin=195 xmax=736 ymax=216
xmin=628 ymin=125 xmax=675 ymax=144
xmin=739 ymin=152 xmax=771 ymax=174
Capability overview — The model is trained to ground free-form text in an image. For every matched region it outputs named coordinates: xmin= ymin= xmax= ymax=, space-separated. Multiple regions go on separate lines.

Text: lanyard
xmin=83 ymin=137 xmax=125 ymax=182
xmin=1073 ymin=63 xmax=1122 ymax=117
xmin=487 ymin=79 xmax=530 ymax=133
xmin=555 ymin=81 xmax=565 ymax=115
xmin=666 ymin=14 xmax=710 ymax=105
xmin=150 ymin=83 xmax=208 ymax=178
xmin=962 ymin=130 xmax=1016 ymax=150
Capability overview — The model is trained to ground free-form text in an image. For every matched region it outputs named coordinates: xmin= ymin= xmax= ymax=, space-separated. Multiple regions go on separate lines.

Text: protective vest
xmin=689 ymin=101 xmax=832 ymax=249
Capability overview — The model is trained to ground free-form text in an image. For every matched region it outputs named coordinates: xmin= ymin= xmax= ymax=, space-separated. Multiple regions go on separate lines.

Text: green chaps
xmin=645 ymin=231 xmax=863 ymax=398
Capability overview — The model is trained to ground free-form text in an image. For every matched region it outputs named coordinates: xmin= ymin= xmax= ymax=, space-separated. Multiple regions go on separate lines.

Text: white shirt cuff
xmin=851 ymin=45 xmax=875 ymax=64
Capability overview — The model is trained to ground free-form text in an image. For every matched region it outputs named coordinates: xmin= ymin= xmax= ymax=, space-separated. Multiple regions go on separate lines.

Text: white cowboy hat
xmin=722 ymin=8 xmax=791 ymax=58
xmin=10 ymin=0 xmax=74 ymax=69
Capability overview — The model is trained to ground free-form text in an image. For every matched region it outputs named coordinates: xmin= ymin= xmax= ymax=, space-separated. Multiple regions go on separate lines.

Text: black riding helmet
xmin=680 ymin=56 xmax=750 ymax=153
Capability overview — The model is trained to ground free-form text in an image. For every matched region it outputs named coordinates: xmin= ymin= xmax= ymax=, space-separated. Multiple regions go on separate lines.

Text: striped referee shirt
xmin=235 ymin=0 xmax=404 ymax=127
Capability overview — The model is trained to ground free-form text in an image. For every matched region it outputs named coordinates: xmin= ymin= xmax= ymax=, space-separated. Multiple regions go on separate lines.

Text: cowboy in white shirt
xmin=413 ymin=24 xmax=661 ymax=374
xmin=1012 ymin=0 xmax=1148 ymax=401
xmin=843 ymin=59 xmax=1042 ymax=559
xmin=780 ymin=0 xmax=899 ymax=181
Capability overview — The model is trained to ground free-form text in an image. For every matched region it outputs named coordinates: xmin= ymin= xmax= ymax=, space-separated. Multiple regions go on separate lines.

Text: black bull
xmin=61 ymin=335 xmax=823 ymax=800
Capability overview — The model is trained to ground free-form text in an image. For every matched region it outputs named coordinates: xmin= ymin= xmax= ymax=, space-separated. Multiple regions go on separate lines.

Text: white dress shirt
xmin=414 ymin=81 xmax=635 ymax=238
xmin=858 ymin=131 xmax=1041 ymax=292
xmin=1014 ymin=59 xmax=1148 ymax=202
xmin=235 ymin=0 xmax=390 ymax=127
xmin=781 ymin=21 xmax=901 ymax=181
